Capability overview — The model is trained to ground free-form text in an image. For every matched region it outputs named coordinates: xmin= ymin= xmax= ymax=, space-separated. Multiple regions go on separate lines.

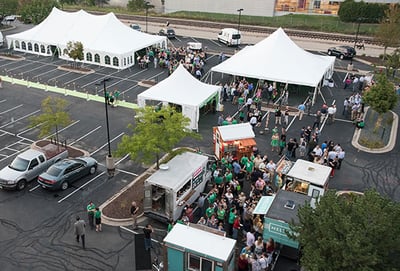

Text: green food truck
xmin=163 ymin=223 xmax=236 ymax=271
xmin=253 ymin=190 xmax=311 ymax=259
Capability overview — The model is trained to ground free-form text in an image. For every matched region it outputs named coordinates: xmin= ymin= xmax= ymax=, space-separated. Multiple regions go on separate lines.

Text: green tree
xmin=290 ymin=190 xmax=400 ymax=271
xmin=18 ymin=0 xmax=59 ymax=24
xmin=66 ymin=41 xmax=84 ymax=68
xmin=375 ymin=4 xmax=400 ymax=59
xmin=362 ymin=73 xmax=398 ymax=129
xmin=116 ymin=106 xmax=201 ymax=168
xmin=29 ymin=97 xmax=72 ymax=143
xmin=0 ymin=0 xmax=18 ymax=23
xmin=127 ymin=0 xmax=154 ymax=12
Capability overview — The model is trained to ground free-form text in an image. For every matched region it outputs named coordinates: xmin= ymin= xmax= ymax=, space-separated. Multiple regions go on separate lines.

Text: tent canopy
xmin=6 ymin=8 xmax=167 ymax=69
xmin=211 ymin=28 xmax=335 ymax=87
xmin=217 ymin=123 xmax=255 ymax=141
xmin=137 ymin=65 xmax=221 ymax=131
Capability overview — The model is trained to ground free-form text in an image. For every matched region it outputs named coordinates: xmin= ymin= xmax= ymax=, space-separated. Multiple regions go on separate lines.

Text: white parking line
xmin=5 ymin=62 xmax=37 ymax=72
xmin=45 ymin=120 xmax=80 ymax=139
xmin=116 ymin=168 xmax=139 ymax=176
xmin=47 ymin=71 xmax=72 ymax=84
xmin=209 ymin=39 xmax=222 ymax=47
xmin=70 ymin=125 xmax=102 ymax=145
xmin=57 ymin=172 xmax=106 ymax=203
xmin=17 ymin=123 xmax=44 ymax=136
xmin=0 ymin=104 xmax=23 ymax=115
xmin=0 ymin=109 xmax=41 ymax=129
xmin=0 ymin=100 xmax=6 ymax=104
xmin=90 ymin=132 xmax=125 ymax=156
xmin=29 ymin=185 xmax=40 ymax=192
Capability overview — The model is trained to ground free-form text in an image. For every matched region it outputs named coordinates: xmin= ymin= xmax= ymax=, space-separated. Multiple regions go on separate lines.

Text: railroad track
xmin=88 ymin=11 xmax=380 ymax=46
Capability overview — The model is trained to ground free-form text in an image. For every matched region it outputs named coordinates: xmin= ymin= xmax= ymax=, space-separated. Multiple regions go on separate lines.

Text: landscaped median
xmin=352 ymin=107 xmax=398 ymax=153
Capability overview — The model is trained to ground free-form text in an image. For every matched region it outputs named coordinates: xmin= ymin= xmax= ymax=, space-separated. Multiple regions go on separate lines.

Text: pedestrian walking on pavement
xmin=297 ymin=103 xmax=305 ymax=120
xmin=74 ymin=216 xmax=86 ymax=249
xmin=130 ymin=201 xmax=139 ymax=230
xmin=143 ymin=224 xmax=154 ymax=252
xmin=87 ymin=201 xmax=96 ymax=230
xmin=95 ymin=207 xmax=102 ymax=232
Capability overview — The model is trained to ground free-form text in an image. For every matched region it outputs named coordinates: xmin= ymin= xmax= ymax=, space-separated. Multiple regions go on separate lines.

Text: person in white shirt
xmin=327 ymin=104 xmax=337 ymax=124
xmin=313 ymin=145 xmax=323 ymax=157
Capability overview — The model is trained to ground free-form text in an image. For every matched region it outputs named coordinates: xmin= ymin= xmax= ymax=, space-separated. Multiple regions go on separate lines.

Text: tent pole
xmin=312 ymin=86 xmax=318 ymax=106
xmin=318 ymin=80 xmax=326 ymax=104
xmin=211 ymin=72 xmax=213 ymax=84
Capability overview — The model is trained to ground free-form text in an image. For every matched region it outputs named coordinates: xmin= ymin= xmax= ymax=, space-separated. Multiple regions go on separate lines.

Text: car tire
xmin=17 ymin=179 xmax=27 ymax=190
xmin=61 ymin=181 xmax=68 ymax=191
xmin=89 ymin=165 xmax=97 ymax=175
xmin=327 ymin=50 xmax=332 ymax=56
xmin=339 ymin=54 xmax=344 ymax=60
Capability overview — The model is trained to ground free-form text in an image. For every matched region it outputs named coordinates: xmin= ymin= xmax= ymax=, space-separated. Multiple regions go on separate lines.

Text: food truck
xmin=163 ymin=223 xmax=236 ymax=271
xmin=143 ymin=152 xmax=210 ymax=222
xmin=213 ymin=123 xmax=256 ymax=160
xmin=253 ymin=190 xmax=311 ymax=259
xmin=276 ymin=158 xmax=331 ymax=207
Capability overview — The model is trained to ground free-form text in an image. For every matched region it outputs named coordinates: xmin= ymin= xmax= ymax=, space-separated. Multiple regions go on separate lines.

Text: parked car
xmin=38 ymin=157 xmax=98 ymax=190
xmin=159 ymin=28 xmax=176 ymax=39
xmin=130 ymin=23 xmax=142 ymax=32
xmin=217 ymin=28 xmax=241 ymax=46
xmin=327 ymin=45 xmax=356 ymax=59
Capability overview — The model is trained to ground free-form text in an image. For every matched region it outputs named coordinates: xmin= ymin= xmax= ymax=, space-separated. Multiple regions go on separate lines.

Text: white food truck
xmin=276 ymin=159 xmax=331 ymax=207
xmin=144 ymin=152 xmax=210 ymax=222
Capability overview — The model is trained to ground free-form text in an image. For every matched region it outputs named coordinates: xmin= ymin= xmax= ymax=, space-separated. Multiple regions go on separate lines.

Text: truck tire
xmin=17 ymin=180 xmax=27 ymax=190
xmin=61 ymin=181 xmax=69 ymax=191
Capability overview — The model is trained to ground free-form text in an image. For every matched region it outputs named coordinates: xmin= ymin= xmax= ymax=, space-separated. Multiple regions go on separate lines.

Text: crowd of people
xmin=136 ymin=46 xmax=207 ymax=79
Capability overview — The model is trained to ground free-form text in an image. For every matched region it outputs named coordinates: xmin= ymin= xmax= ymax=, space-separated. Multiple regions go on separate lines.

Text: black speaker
xmin=135 ymin=233 xmax=152 ymax=270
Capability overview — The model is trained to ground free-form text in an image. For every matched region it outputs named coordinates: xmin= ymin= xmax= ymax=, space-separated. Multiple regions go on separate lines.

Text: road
xmin=0 ymin=19 xmax=398 ymax=271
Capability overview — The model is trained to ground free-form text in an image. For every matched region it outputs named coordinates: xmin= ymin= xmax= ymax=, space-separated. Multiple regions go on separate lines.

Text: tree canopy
xmin=338 ymin=0 xmax=387 ymax=23
xmin=375 ymin=4 xmax=400 ymax=57
xmin=18 ymin=0 xmax=59 ymax=24
xmin=127 ymin=0 xmax=154 ymax=12
xmin=29 ymin=96 xmax=72 ymax=142
xmin=290 ymin=190 xmax=400 ymax=271
xmin=362 ymin=73 xmax=398 ymax=115
xmin=116 ymin=106 xmax=201 ymax=168
xmin=66 ymin=41 xmax=84 ymax=68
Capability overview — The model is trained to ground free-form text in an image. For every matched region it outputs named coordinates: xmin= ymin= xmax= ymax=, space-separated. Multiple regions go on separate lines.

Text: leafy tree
xmin=338 ymin=0 xmax=386 ymax=23
xmin=290 ymin=190 xmax=400 ymax=271
xmin=29 ymin=97 xmax=72 ymax=143
xmin=127 ymin=0 xmax=154 ymax=12
xmin=66 ymin=41 xmax=84 ymax=68
xmin=375 ymin=4 xmax=400 ymax=59
xmin=116 ymin=106 xmax=201 ymax=168
xmin=362 ymin=73 xmax=398 ymax=130
xmin=18 ymin=0 xmax=59 ymax=24
xmin=385 ymin=48 xmax=400 ymax=78
xmin=0 ymin=0 xmax=18 ymax=23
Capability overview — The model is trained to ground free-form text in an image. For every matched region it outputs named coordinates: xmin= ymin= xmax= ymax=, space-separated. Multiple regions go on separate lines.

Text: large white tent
xmin=6 ymin=8 xmax=167 ymax=69
xmin=211 ymin=28 xmax=335 ymax=103
xmin=137 ymin=65 xmax=221 ymax=131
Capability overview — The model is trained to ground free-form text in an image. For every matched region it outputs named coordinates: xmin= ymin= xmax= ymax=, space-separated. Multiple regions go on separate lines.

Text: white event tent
xmin=137 ymin=65 xmax=221 ymax=131
xmin=6 ymin=7 xmax=167 ymax=69
xmin=211 ymin=28 xmax=336 ymax=103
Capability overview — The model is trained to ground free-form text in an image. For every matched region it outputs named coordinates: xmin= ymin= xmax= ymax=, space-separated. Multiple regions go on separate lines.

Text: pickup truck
xmin=0 ymin=144 xmax=68 ymax=190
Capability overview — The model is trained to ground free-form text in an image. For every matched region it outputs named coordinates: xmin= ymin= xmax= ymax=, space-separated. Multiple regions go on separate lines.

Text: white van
xmin=217 ymin=28 xmax=241 ymax=46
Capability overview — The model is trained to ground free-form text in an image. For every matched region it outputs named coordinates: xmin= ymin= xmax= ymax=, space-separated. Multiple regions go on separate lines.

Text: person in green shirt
xmin=95 ymin=207 xmax=102 ymax=232
xmin=167 ymin=219 xmax=174 ymax=232
xmin=225 ymin=169 xmax=233 ymax=183
xmin=238 ymin=95 xmax=245 ymax=109
xmin=208 ymin=190 xmax=217 ymax=205
xmin=87 ymin=201 xmax=96 ymax=230
xmin=206 ymin=206 xmax=215 ymax=219
xmin=228 ymin=208 xmax=237 ymax=237
xmin=231 ymin=118 xmax=238 ymax=124
xmin=216 ymin=206 xmax=226 ymax=222
xmin=215 ymin=174 xmax=224 ymax=185
xmin=240 ymin=155 xmax=249 ymax=167
xmin=245 ymin=160 xmax=254 ymax=174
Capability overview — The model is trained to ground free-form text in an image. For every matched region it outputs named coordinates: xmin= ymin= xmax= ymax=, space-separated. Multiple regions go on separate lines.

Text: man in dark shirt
xmin=143 ymin=224 xmax=154 ymax=251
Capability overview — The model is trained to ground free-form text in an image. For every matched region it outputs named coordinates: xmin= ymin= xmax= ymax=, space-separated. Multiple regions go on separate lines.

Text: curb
xmin=351 ymin=107 xmax=398 ymax=153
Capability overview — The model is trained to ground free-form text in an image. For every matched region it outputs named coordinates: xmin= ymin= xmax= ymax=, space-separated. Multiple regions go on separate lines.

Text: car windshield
xmin=232 ymin=34 xmax=241 ymax=39
xmin=46 ymin=166 xmax=63 ymax=177
xmin=167 ymin=30 xmax=174 ymax=34
xmin=9 ymin=157 xmax=29 ymax=171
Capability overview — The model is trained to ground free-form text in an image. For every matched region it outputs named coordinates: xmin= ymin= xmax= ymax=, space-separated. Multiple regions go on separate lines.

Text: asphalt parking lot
xmin=0 ymin=21 xmax=398 ymax=271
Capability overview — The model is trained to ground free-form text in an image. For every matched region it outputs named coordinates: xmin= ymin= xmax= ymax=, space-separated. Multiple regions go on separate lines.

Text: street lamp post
xmin=98 ymin=78 xmax=115 ymax=177
xmin=237 ymin=8 xmax=244 ymax=35
xmin=354 ymin=17 xmax=363 ymax=49
xmin=145 ymin=2 xmax=150 ymax=33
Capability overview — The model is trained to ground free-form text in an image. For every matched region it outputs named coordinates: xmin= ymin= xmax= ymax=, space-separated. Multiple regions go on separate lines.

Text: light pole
xmin=353 ymin=17 xmax=363 ymax=49
xmin=145 ymin=2 xmax=150 ymax=33
xmin=97 ymin=78 xmax=115 ymax=177
xmin=237 ymin=8 xmax=244 ymax=35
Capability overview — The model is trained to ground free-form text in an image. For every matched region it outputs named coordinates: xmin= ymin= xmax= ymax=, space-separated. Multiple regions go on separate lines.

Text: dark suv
xmin=159 ymin=28 xmax=176 ymax=39
xmin=327 ymin=46 xmax=356 ymax=59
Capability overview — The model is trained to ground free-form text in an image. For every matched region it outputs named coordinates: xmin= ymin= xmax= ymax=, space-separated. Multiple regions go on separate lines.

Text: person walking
xmin=87 ymin=201 xmax=96 ymax=230
xmin=297 ymin=103 xmax=305 ymax=120
xmin=95 ymin=207 xmax=102 ymax=232
xmin=74 ymin=216 xmax=86 ymax=249
xmin=0 ymin=76 xmax=2 ymax=88
xmin=143 ymin=224 xmax=154 ymax=252
xmin=130 ymin=201 xmax=139 ymax=230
